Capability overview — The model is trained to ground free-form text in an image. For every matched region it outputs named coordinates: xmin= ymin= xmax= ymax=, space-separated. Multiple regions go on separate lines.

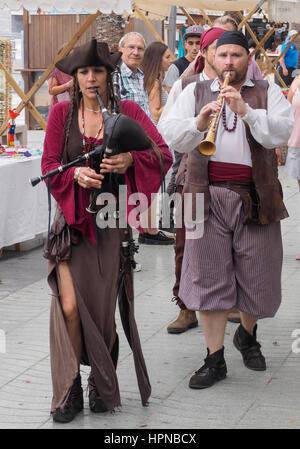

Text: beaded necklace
xmin=81 ymin=99 xmax=103 ymax=148
xmin=222 ymin=106 xmax=238 ymax=132
xmin=220 ymin=84 xmax=245 ymax=133
xmin=81 ymin=99 xmax=103 ymax=166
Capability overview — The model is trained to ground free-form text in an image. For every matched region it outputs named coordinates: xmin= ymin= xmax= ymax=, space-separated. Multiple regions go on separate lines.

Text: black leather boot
xmin=52 ymin=374 xmax=84 ymax=423
xmin=189 ymin=346 xmax=227 ymax=389
xmin=233 ymin=323 xmax=266 ymax=371
xmin=88 ymin=375 xmax=108 ymax=413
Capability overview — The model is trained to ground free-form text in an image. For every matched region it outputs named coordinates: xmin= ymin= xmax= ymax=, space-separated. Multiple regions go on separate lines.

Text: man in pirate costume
xmin=159 ymin=31 xmax=294 ymax=389
xmin=41 ymin=39 xmax=172 ymax=422
xmin=159 ymin=27 xmax=226 ymax=334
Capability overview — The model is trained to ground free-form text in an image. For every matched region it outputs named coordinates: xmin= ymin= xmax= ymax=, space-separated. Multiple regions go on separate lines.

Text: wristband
xmin=128 ymin=152 xmax=134 ymax=166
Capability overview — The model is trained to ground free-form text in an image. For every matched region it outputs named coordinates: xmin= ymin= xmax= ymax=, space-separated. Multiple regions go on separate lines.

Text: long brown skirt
xmin=47 ymin=226 xmax=151 ymax=413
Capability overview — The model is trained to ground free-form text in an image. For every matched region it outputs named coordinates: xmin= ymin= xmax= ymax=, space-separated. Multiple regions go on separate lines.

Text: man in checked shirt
xmin=119 ymin=32 xmax=174 ymax=246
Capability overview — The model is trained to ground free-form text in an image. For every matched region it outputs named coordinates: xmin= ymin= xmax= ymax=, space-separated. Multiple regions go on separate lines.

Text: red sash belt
xmin=208 ymin=161 xmax=252 ymax=183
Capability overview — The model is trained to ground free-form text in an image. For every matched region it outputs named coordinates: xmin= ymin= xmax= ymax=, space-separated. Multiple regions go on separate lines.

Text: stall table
xmin=0 ymin=153 xmax=53 ymax=256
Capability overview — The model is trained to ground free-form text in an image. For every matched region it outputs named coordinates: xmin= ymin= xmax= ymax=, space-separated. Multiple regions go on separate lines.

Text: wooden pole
xmin=236 ymin=11 xmax=287 ymax=87
xmin=0 ymin=10 xmax=101 ymax=136
xmin=237 ymin=0 xmax=266 ymax=31
xmin=199 ymin=9 xmax=213 ymax=27
xmin=180 ymin=7 xmax=196 ymax=26
xmin=133 ymin=3 xmax=176 ymax=60
xmin=251 ymin=26 xmax=275 ymax=56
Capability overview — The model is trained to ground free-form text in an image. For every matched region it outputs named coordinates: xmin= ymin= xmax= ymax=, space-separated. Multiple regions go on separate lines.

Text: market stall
xmin=0 ymin=148 xmax=53 ymax=255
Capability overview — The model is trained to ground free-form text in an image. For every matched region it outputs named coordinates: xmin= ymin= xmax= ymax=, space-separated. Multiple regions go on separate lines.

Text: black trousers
xmin=274 ymin=65 xmax=295 ymax=88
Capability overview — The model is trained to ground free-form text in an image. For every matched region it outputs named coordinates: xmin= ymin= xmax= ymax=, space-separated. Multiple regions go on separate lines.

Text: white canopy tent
xmin=0 ymin=0 xmax=264 ymax=14
xmin=0 ymin=0 xmax=299 ymax=135
xmin=0 ymin=1 xmax=299 ymax=22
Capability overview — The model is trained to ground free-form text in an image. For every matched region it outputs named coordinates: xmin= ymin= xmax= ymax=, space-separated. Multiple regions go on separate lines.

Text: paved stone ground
xmin=0 ymin=166 xmax=300 ymax=430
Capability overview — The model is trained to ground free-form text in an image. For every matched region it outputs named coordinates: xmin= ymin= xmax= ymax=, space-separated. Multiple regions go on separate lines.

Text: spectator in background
xmin=119 ymin=32 xmax=174 ymax=246
xmin=212 ymin=14 xmax=238 ymax=31
xmin=264 ymin=33 xmax=275 ymax=52
xmin=275 ymin=29 xmax=299 ymax=88
xmin=284 ymin=75 xmax=300 ymax=260
xmin=163 ymin=25 xmax=204 ymax=93
xmin=141 ymin=41 xmax=172 ymax=124
xmin=213 ymin=15 xmax=263 ymax=81
xmin=118 ymin=32 xmax=152 ymax=117
xmin=48 ymin=44 xmax=73 ymax=112
xmin=275 ymin=37 xmax=283 ymax=55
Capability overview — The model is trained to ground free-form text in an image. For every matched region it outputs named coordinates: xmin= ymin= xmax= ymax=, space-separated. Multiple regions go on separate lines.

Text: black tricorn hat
xmin=56 ymin=38 xmax=121 ymax=75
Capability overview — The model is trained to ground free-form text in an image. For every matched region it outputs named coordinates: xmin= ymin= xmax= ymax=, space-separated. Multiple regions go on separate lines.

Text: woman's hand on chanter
xmin=100 ymin=152 xmax=134 ymax=175
xmin=77 ymin=167 xmax=104 ymax=189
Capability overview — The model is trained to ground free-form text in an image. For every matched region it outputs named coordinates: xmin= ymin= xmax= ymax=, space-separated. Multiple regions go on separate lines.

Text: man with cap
xmin=158 ymin=27 xmax=225 ymax=334
xmin=159 ymin=30 xmax=294 ymax=389
xmin=163 ymin=25 xmax=204 ymax=94
xmin=275 ymin=29 xmax=299 ymax=88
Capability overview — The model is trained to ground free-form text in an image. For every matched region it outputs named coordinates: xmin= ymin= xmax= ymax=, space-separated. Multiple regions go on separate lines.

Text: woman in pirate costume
xmin=41 ymin=39 xmax=172 ymax=423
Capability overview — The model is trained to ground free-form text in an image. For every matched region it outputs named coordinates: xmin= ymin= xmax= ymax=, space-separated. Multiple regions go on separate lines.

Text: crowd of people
xmin=43 ymin=15 xmax=298 ymax=423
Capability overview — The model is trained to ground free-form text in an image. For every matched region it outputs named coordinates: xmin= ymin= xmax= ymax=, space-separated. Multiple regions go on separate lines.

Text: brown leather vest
xmin=181 ymin=79 xmax=288 ymax=225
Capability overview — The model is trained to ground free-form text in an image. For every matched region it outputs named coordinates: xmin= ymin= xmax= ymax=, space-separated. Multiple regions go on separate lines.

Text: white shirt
xmin=158 ymin=77 xmax=294 ymax=167
xmin=158 ymin=70 xmax=210 ymax=128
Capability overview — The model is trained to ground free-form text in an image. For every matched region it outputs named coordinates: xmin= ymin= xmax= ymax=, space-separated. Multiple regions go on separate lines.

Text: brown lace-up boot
xmin=167 ymin=310 xmax=198 ymax=334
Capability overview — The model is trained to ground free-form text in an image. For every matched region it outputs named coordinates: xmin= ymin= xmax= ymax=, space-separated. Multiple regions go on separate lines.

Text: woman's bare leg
xmin=57 ymin=262 xmax=82 ymax=367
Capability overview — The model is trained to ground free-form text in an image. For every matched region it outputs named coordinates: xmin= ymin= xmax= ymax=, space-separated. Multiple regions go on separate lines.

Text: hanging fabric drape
xmin=0 ymin=0 xmax=132 ymax=14
xmin=268 ymin=1 xmax=300 ymax=23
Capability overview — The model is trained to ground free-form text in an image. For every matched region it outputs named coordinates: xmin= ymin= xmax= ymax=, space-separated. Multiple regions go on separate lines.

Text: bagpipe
xmin=30 ymin=66 xmax=152 ymax=215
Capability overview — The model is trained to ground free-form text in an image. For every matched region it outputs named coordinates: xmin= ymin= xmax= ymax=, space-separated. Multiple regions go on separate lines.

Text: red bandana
xmin=194 ymin=27 xmax=226 ymax=74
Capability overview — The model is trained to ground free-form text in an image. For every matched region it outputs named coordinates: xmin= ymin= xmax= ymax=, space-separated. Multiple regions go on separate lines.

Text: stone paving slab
xmin=0 ymin=167 xmax=300 ymax=429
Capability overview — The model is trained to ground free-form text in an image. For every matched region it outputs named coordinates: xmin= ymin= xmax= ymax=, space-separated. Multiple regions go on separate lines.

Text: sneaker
xmin=138 ymin=231 xmax=174 ymax=245
xmin=159 ymin=217 xmax=175 ymax=234
xmin=133 ymin=263 xmax=142 ymax=272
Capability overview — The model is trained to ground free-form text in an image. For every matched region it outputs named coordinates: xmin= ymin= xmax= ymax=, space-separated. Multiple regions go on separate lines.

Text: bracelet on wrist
xmin=128 ymin=152 xmax=134 ymax=166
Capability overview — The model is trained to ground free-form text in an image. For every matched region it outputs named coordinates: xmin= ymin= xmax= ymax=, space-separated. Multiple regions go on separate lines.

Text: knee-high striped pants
xmin=179 ymin=186 xmax=282 ymax=318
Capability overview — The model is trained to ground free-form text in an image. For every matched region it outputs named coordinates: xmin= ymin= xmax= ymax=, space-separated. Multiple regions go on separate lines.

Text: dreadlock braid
xmin=61 ymin=76 xmax=79 ymax=164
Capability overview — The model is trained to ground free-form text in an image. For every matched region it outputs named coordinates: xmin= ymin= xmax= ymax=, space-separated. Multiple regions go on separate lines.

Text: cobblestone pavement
xmin=0 ymin=167 xmax=300 ymax=429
